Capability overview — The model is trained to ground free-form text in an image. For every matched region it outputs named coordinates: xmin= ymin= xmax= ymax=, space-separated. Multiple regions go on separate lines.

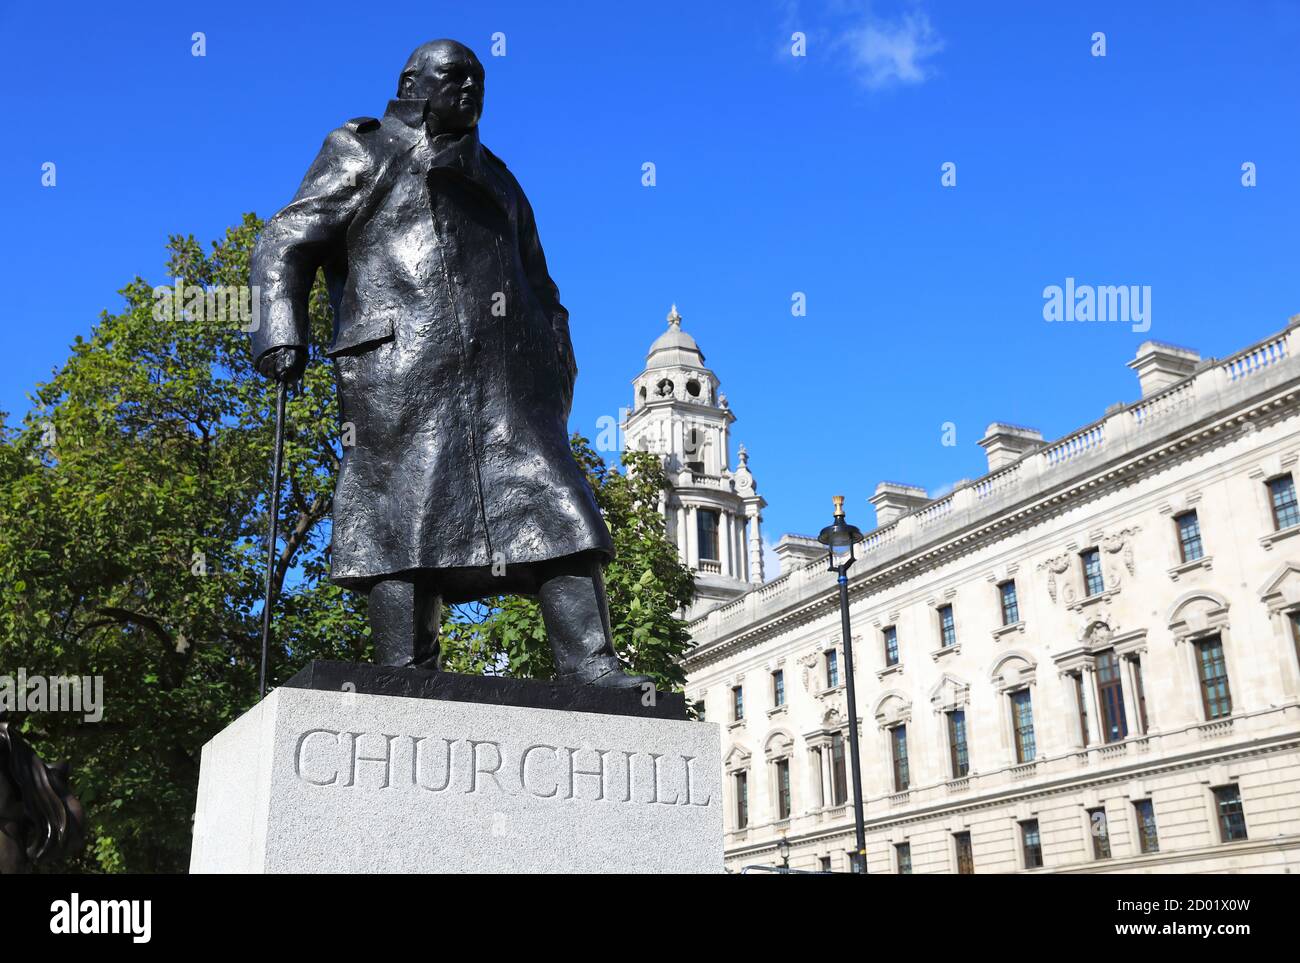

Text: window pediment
xmin=723 ymin=744 xmax=751 ymax=772
xmin=1167 ymin=590 xmax=1230 ymax=641
xmin=1258 ymin=561 xmax=1300 ymax=613
xmin=929 ymin=673 xmax=970 ymax=713
xmin=990 ymin=651 xmax=1037 ymax=691
xmin=764 ymin=729 xmax=795 ymax=760
xmin=873 ymin=690 xmax=912 ymax=728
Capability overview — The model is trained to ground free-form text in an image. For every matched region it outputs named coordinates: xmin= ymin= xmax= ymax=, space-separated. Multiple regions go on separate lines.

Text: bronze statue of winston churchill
xmin=250 ymin=40 xmax=647 ymax=688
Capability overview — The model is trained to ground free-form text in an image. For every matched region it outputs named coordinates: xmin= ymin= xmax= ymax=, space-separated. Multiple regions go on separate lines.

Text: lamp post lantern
xmin=778 ymin=835 xmax=791 ymax=870
xmin=818 ymin=495 xmax=867 ymax=873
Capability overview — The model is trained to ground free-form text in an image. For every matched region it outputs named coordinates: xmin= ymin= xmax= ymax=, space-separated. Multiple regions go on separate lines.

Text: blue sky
xmin=3 ymin=1 xmax=1298 ymax=565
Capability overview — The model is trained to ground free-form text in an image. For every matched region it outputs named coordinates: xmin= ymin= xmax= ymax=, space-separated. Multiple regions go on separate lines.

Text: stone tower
xmin=622 ymin=306 xmax=766 ymax=618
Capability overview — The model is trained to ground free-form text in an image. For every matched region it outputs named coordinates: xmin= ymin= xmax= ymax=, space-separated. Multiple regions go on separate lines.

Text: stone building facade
xmin=675 ymin=317 xmax=1300 ymax=873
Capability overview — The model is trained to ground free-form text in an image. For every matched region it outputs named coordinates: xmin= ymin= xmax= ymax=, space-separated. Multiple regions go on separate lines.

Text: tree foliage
xmin=0 ymin=216 xmax=694 ymax=872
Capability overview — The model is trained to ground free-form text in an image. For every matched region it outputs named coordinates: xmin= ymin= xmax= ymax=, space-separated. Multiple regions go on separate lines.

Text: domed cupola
xmin=646 ymin=304 xmax=706 ymax=368
xmin=622 ymin=305 xmax=767 ymax=619
xmin=632 ymin=305 xmax=720 ymax=412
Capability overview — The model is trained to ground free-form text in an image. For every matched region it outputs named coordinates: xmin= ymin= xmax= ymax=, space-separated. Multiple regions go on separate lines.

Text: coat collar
xmin=384 ymin=100 xmax=510 ymax=215
xmin=383 ymin=98 xmax=482 ymax=164
xmin=426 ymin=126 xmax=484 ymax=177
xmin=384 ymin=97 xmax=429 ymax=129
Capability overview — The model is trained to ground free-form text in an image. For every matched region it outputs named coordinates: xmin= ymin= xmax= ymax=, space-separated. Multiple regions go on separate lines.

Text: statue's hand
xmin=256 ymin=346 xmax=307 ymax=384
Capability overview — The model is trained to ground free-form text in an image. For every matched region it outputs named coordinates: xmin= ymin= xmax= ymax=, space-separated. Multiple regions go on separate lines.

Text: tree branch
xmin=93 ymin=607 xmax=174 ymax=648
xmin=274 ymin=494 xmax=328 ymax=594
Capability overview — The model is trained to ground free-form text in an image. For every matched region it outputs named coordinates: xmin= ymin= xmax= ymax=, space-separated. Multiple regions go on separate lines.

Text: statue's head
xmin=398 ymin=40 xmax=484 ymax=133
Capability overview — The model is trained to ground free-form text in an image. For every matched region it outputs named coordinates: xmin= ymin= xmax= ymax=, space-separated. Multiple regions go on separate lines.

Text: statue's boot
xmin=368 ymin=577 xmax=442 ymax=669
xmin=539 ymin=557 xmax=653 ymax=689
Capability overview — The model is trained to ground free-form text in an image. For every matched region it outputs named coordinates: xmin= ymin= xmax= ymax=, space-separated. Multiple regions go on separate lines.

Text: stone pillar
xmin=736 ymin=518 xmax=746 ymax=579
xmin=1081 ymin=666 xmax=1104 ymax=745
xmin=734 ymin=516 xmax=745 ymax=582
xmin=1065 ymin=674 xmax=1087 ymax=748
xmin=963 ymin=705 xmax=975 ymax=773
xmin=822 ymin=745 xmax=835 ymax=806
xmin=997 ymin=689 xmax=1015 ymax=762
xmin=685 ymin=505 xmax=698 ymax=569
xmin=1121 ymin=656 xmax=1141 ymax=735
xmin=719 ymin=511 xmax=732 ymax=575
xmin=747 ymin=507 xmax=765 ymax=583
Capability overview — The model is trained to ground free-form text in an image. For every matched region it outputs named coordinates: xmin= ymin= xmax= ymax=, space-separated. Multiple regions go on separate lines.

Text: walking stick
xmin=259 ymin=380 xmax=288 ymax=700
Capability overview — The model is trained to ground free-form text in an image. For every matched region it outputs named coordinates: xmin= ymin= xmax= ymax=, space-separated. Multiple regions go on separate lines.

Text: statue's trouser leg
xmin=537 ymin=554 xmax=650 ymax=687
xmin=367 ymin=577 xmax=442 ymax=668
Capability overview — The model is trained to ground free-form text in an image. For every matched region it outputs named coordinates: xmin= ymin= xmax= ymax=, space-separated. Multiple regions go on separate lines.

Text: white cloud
xmin=838 ymin=9 xmax=944 ymax=89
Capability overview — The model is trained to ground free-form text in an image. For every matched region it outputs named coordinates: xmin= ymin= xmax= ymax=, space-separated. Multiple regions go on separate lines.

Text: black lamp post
xmin=778 ymin=835 xmax=790 ymax=870
xmin=818 ymin=495 xmax=867 ymax=874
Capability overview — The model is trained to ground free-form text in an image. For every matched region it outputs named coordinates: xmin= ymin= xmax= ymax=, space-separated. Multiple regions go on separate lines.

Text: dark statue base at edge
xmin=280 ymin=661 xmax=688 ymax=721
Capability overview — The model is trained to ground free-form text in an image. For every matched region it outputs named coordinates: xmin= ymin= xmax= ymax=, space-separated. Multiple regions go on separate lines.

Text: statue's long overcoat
xmin=250 ymin=99 xmax=611 ymax=596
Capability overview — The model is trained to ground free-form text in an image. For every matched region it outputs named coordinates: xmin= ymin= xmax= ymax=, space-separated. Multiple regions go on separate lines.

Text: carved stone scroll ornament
xmin=1040 ymin=554 xmax=1072 ymax=603
xmin=798 ymin=651 xmax=821 ymax=692
xmin=1102 ymin=528 xmax=1138 ymax=577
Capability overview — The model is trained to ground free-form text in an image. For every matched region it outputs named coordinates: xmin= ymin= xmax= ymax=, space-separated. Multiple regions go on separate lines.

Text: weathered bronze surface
xmin=251 ymin=41 xmax=647 ymax=687
xmin=0 ymin=715 xmax=85 ymax=874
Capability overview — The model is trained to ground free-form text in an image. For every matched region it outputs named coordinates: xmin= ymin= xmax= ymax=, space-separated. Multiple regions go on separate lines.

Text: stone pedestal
xmin=190 ymin=666 xmax=723 ymax=873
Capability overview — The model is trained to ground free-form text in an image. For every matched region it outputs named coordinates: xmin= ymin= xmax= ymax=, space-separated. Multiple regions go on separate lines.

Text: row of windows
xmin=733 ymin=642 xmax=1237 ymax=800
xmin=719 ymin=573 xmax=1277 ymax=736
xmin=728 ymin=655 xmax=832 ymax=721
xmin=890 ymin=831 xmax=973 ymax=874
xmin=715 ymin=477 xmax=1300 ymax=726
xmin=836 ymin=496 xmax=1253 ymax=673
xmin=893 ymin=634 xmax=1228 ymax=790
xmin=730 ymin=630 xmax=1246 ymax=833
xmin=885 ymin=786 xmax=1247 ymax=874
xmin=1015 ymin=785 xmax=1247 ymax=871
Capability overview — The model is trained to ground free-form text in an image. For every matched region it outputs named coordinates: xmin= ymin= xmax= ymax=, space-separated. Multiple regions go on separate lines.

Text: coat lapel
xmin=428 ymin=132 xmax=514 ymax=218
xmin=382 ymin=101 xmax=512 ymax=217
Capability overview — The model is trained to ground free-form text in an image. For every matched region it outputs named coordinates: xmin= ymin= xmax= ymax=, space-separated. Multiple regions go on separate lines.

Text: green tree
xmin=0 ymin=216 xmax=695 ymax=872
xmin=0 ymin=215 xmax=363 ymax=872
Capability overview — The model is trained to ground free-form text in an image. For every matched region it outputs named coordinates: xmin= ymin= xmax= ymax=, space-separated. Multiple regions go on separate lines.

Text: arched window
xmin=764 ymin=731 xmax=795 ymax=821
xmin=1166 ymin=591 xmax=1236 ymax=724
xmin=873 ymin=691 xmax=912 ymax=793
xmin=991 ymin=652 xmax=1038 ymax=765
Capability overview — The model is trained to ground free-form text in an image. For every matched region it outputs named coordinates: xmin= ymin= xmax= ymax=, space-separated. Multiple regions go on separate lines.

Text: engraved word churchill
xmin=293 ymin=729 xmax=714 ymax=806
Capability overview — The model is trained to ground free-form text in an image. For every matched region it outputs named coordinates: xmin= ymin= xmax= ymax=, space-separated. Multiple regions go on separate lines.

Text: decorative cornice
xmin=685 ymin=349 xmax=1300 ymax=669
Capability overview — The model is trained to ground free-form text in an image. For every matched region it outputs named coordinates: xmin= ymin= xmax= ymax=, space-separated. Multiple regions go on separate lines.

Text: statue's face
xmin=402 ymin=43 xmax=485 ymax=132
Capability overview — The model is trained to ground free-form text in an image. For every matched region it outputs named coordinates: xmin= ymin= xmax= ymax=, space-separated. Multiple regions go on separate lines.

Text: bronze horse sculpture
xmin=0 ymin=714 xmax=85 ymax=873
